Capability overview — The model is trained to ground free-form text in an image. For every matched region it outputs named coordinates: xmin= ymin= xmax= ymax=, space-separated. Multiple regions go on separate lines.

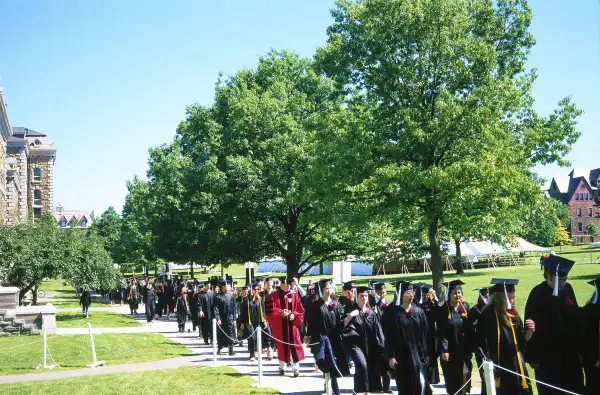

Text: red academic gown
xmin=266 ymin=289 xmax=305 ymax=363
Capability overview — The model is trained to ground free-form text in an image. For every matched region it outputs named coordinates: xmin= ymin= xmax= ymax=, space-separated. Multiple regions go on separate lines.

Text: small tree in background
xmin=555 ymin=225 xmax=571 ymax=246
xmin=587 ymin=222 xmax=598 ymax=242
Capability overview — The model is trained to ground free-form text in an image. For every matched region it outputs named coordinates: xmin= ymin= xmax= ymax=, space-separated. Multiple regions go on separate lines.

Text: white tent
xmin=507 ymin=237 xmax=551 ymax=253
xmin=591 ymin=242 xmax=600 ymax=248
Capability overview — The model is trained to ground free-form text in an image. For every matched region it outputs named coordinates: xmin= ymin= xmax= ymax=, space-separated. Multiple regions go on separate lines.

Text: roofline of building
xmin=0 ymin=89 xmax=12 ymax=141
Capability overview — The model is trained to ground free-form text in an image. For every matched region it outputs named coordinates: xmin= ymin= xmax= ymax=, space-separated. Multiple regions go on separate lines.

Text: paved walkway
xmin=3 ymin=306 xmax=482 ymax=394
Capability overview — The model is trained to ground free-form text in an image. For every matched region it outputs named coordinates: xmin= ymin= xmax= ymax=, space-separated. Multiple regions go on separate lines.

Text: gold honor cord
xmin=495 ymin=312 xmax=529 ymax=389
xmin=247 ymin=295 xmax=265 ymax=326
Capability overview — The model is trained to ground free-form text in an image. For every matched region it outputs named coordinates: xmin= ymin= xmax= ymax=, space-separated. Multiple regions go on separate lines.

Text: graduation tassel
xmin=318 ymin=283 xmax=323 ymax=299
xmin=553 ymin=263 xmax=560 ymax=297
xmin=593 ymin=283 xmax=599 ymax=305
xmin=446 ymin=283 xmax=451 ymax=302
xmin=395 ymin=284 xmax=402 ymax=306
xmin=504 ymin=282 xmax=512 ymax=310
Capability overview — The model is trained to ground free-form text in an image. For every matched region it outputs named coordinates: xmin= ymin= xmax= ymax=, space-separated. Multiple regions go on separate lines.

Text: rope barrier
xmin=261 ymin=330 xmax=321 ymax=347
xmin=492 ymin=363 xmax=581 ymax=395
xmin=452 ymin=362 xmax=484 ymax=395
xmin=216 ymin=322 xmax=257 ymax=343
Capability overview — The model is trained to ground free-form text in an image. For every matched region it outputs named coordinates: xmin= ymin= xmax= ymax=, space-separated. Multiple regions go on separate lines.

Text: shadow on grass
xmin=570 ymin=273 xmax=600 ymax=281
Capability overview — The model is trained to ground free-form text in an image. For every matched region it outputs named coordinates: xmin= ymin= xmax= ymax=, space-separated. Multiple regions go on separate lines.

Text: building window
xmin=34 ymin=189 xmax=42 ymax=206
xmin=81 ymin=219 xmax=87 ymax=227
xmin=590 ymin=208 xmax=593 ymax=217
xmin=578 ymin=222 xmax=583 ymax=232
xmin=33 ymin=208 xmax=41 ymax=218
xmin=59 ymin=218 xmax=67 ymax=227
xmin=68 ymin=217 xmax=77 ymax=227
xmin=577 ymin=208 xmax=582 ymax=217
xmin=575 ymin=194 xmax=579 ymax=200
xmin=33 ymin=168 xmax=41 ymax=182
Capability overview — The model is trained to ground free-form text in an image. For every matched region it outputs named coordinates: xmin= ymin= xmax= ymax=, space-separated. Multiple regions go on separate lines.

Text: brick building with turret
xmin=0 ymin=87 xmax=56 ymax=224
xmin=548 ymin=168 xmax=600 ymax=243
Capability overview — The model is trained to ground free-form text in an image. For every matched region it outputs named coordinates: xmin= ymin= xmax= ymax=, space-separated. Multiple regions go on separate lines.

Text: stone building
xmin=52 ymin=206 xmax=95 ymax=229
xmin=548 ymin=168 xmax=600 ymax=243
xmin=0 ymin=88 xmax=56 ymax=224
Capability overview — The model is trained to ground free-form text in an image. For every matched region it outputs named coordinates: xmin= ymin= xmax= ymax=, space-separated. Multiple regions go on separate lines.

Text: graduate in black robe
xmin=384 ymin=281 xmax=432 ymax=395
xmin=214 ymin=279 xmax=238 ymax=355
xmin=145 ymin=283 xmax=156 ymax=323
xmin=418 ymin=283 xmax=442 ymax=385
xmin=478 ymin=279 xmax=534 ymax=395
xmin=437 ymin=279 xmax=473 ymax=395
xmin=240 ymin=283 xmax=266 ymax=361
xmin=524 ymin=255 xmax=585 ymax=395
xmin=470 ymin=286 xmax=490 ymax=394
xmin=189 ymin=280 xmax=200 ymax=331
xmin=311 ymin=278 xmax=350 ymax=395
xmin=582 ymin=277 xmax=600 ymax=395
xmin=175 ymin=286 xmax=188 ymax=332
xmin=259 ymin=277 xmax=275 ymax=360
xmin=343 ymin=285 xmax=386 ymax=394
xmin=127 ymin=280 xmax=139 ymax=315
xmin=197 ymin=281 xmax=214 ymax=344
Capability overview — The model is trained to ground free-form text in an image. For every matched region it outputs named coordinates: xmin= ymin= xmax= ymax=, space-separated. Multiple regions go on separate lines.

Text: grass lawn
xmin=56 ymin=312 xmax=142 ymax=328
xmin=0 ymin=366 xmax=280 ymax=395
xmin=0 ymin=333 xmax=191 ymax=375
xmin=38 ymin=279 xmax=107 ymax=308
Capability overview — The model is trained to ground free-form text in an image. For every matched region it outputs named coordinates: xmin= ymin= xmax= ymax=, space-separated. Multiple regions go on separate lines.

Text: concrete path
xmin=0 ymin=356 xmax=203 ymax=384
xmin=3 ymin=309 xmax=482 ymax=394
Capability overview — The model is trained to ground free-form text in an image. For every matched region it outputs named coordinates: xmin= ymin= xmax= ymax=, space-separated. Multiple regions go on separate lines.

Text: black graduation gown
xmin=421 ymin=301 xmax=441 ymax=384
xmin=342 ymin=308 xmax=385 ymax=393
xmin=259 ymin=290 xmax=275 ymax=349
xmin=240 ymin=296 xmax=264 ymax=353
xmin=312 ymin=299 xmax=350 ymax=377
xmin=477 ymin=307 xmax=532 ymax=395
xmin=524 ymin=282 xmax=585 ymax=395
xmin=437 ymin=301 xmax=473 ymax=395
xmin=127 ymin=285 xmax=139 ymax=310
xmin=384 ymin=304 xmax=432 ymax=395
xmin=214 ymin=292 xmax=237 ymax=348
xmin=581 ymin=302 xmax=599 ymax=395
xmin=469 ymin=299 xmax=488 ymax=393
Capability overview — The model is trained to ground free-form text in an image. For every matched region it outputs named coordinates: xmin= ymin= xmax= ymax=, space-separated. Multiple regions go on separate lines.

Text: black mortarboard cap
xmin=278 ymin=276 xmax=287 ymax=284
xmin=203 ymin=280 xmax=210 ymax=286
xmin=543 ymin=255 xmax=575 ymax=296
xmin=588 ymin=277 xmax=600 ymax=305
xmin=241 ymin=284 xmax=250 ymax=290
xmin=317 ymin=278 xmax=333 ymax=298
xmin=356 ymin=286 xmax=372 ymax=294
xmin=218 ymin=279 xmax=227 ymax=286
xmin=373 ymin=282 xmax=386 ymax=291
xmin=490 ymin=278 xmax=518 ymax=309
xmin=490 ymin=279 xmax=519 ymax=294
xmin=443 ymin=280 xmax=465 ymax=301
xmin=543 ymin=255 xmax=575 ymax=274
xmin=265 ymin=277 xmax=273 ymax=282
xmin=392 ymin=281 xmax=413 ymax=306
xmin=342 ymin=281 xmax=356 ymax=291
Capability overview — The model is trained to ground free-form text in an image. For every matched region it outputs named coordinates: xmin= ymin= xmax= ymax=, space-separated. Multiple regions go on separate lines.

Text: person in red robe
xmin=266 ymin=276 xmax=305 ymax=377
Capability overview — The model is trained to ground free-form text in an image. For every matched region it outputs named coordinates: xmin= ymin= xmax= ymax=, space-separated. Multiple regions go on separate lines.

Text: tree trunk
xmin=190 ymin=262 xmax=194 ymax=279
xmin=454 ymin=237 xmax=465 ymax=275
xmin=428 ymin=220 xmax=444 ymax=297
xmin=33 ymin=284 xmax=38 ymax=305
xmin=18 ymin=281 xmax=37 ymax=306
xmin=284 ymin=206 xmax=301 ymax=279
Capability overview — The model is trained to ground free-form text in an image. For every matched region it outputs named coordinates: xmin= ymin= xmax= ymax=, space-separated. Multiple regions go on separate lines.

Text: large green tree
xmin=92 ymin=206 xmax=123 ymax=263
xmin=175 ymin=50 xmax=365 ymax=277
xmin=316 ymin=0 xmax=581 ymax=292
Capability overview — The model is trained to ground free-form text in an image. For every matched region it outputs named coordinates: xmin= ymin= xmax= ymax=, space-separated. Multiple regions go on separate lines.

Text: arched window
xmin=34 ymin=189 xmax=42 ymax=206
xmin=33 ymin=168 xmax=41 ymax=182
xmin=59 ymin=217 xmax=67 ymax=227
xmin=81 ymin=217 xmax=88 ymax=227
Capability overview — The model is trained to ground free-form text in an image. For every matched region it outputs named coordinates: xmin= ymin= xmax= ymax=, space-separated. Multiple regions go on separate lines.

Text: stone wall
xmin=0 ymin=138 xmax=6 ymax=224
xmin=28 ymin=155 xmax=53 ymax=213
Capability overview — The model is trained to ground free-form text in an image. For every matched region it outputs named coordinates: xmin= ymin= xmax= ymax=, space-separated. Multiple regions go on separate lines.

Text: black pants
xmin=535 ymin=363 xmax=584 ymax=395
xmin=349 ymin=346 xmax=377 ymax=393
xmin=177 ymin=310 xmax=187 ymax=331
xmin=262 ymin=324 xmax=273 ymax=349
xmin=199 ymin=317 xmax=211 ymax=343
xmin=146 ymin=303 xmax=155 ymax=322
xmin=190 ymin=306 xmax=199 ymax=330
xmin=245 ymin=324 xmax=259 ymax=355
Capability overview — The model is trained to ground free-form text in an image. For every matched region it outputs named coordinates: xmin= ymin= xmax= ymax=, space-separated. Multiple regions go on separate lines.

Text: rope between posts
xmin=261 ymin=330 xmax=321 ymax=347
xmin=216 ymin=322 xmax=257 ymax=342
xmin=492 ymin=363 xmax=581 ymax=395
xmin=452 ymin=362 xmax=483 ymax=395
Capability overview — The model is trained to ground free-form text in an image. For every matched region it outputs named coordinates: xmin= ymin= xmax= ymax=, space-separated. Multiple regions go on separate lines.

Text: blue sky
xmin=1 ymin=0 xmax=598 ymax=215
